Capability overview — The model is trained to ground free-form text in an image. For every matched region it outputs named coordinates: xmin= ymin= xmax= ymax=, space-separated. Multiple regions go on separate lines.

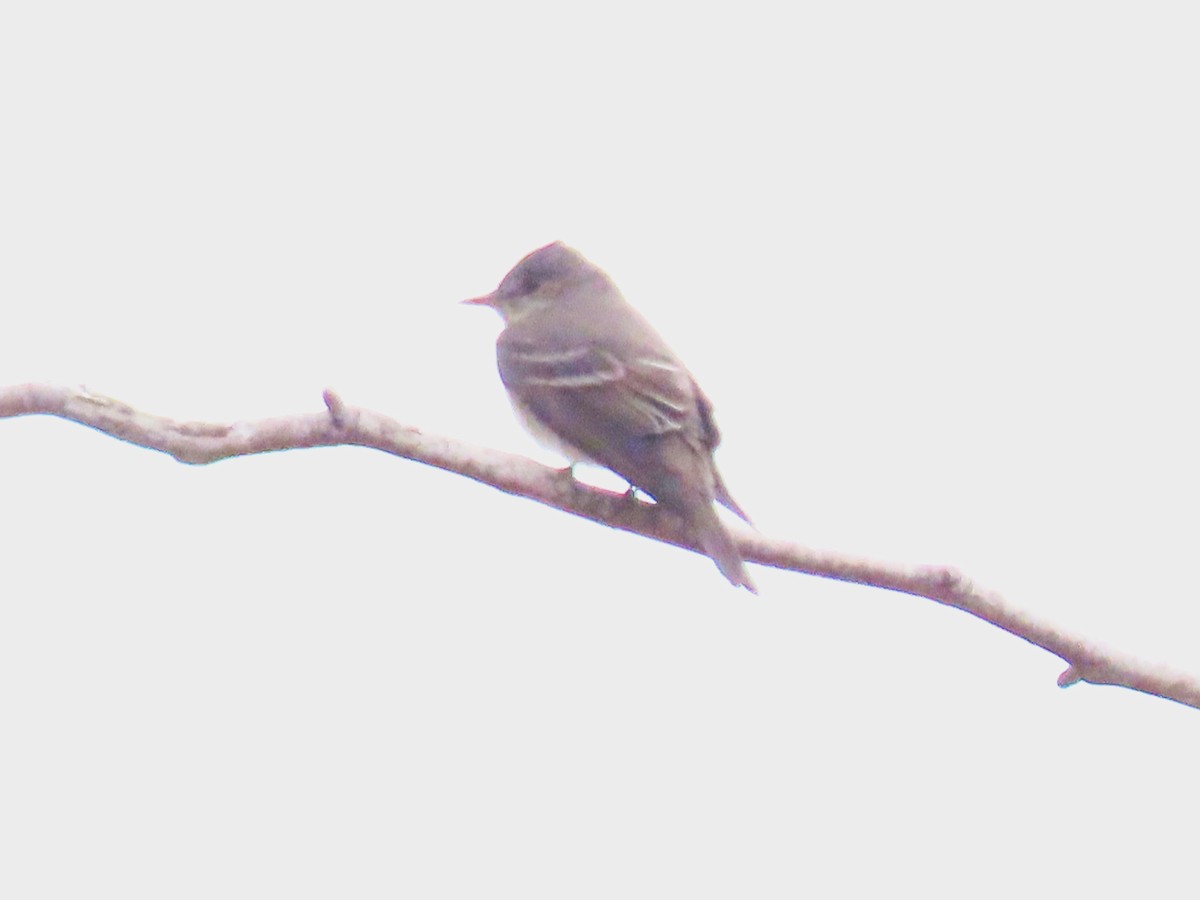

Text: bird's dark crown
xmin=496 ymin=241 xmax=591 ymax=300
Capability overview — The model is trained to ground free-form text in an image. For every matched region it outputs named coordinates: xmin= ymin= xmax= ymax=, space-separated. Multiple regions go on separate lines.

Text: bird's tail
xmin=691 ymin=502 xmax=757 ymax=594
xmin=712 ymin=464 xmax=753 ymax=526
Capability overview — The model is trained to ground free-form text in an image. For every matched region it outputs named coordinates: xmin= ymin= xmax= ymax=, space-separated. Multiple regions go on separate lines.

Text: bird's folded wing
xmin=497 ymin=339 xmax=701 ymax=445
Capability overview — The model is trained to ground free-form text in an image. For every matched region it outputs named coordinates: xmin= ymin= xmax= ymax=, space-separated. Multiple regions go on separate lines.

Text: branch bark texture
xmin=4 ymin=381 xmax=1196 ymax=710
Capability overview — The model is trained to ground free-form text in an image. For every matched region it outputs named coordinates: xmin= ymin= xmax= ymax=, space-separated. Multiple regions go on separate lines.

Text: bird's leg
xmin=555 ymin=462 xmax=579 ymax=489
xmin=621 ymin=483 xmax=646 ymax=506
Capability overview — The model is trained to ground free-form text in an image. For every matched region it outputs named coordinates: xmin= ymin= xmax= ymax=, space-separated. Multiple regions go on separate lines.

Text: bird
xmin=463 ymin=241 xmax=756 ymax=592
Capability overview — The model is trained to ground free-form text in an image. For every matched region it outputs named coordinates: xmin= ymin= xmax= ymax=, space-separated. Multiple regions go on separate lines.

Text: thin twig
xmin=3 ymin=381 xmax=1196 ymax=709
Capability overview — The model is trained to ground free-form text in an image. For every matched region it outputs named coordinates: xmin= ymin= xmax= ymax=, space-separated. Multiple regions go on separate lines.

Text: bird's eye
xmin=505 ymin=270 xmax=533 ymax=296
xmin=510 ymin=264 xmax=543 ymax=295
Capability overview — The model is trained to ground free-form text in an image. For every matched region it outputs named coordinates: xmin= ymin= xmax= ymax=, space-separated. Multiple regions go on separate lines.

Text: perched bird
xmin=464 ymin=242 xmax=756 ymax=592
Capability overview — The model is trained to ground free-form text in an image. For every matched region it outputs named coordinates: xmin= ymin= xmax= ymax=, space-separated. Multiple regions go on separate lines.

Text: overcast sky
xmin=2 ymin=2 xmax=1198 ymax=897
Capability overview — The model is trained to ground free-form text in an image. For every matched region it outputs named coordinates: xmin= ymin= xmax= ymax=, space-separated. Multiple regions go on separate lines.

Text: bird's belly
xmin=508 ymin=395 xmax=595 ymax=465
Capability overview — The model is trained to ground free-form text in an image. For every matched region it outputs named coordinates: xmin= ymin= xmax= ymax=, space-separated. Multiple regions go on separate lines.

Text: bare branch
xmin=4 ymin=381 xmax=1197 ymax=709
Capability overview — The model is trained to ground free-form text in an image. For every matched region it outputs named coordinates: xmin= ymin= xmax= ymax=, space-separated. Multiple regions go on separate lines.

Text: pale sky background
xmin=2 ymin=2 xmax=1198 ymax=897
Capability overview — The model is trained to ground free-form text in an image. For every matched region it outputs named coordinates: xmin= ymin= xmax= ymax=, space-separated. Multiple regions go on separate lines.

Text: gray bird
xmin=464 ymin=242 xmax=756 ymax=592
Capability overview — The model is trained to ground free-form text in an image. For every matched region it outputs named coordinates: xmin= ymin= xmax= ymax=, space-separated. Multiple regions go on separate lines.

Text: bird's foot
xmin=621 ymin=484 xmax=646 ymax=507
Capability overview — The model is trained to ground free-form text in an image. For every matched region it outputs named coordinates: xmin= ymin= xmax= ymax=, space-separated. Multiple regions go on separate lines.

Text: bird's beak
xmin=461 ymin=291 xmax=497 ymax=307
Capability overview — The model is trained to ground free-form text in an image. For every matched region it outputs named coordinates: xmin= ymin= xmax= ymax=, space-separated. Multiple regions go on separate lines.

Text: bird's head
xmin=462 ymin=241 xmax=595 ymax=324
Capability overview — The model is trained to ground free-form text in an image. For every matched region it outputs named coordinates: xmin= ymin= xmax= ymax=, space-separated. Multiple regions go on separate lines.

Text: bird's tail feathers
xmin=692 ymin=503 xmax=757 ymax=594
xmin=712 ymin=466 xmax=753 ymax=526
